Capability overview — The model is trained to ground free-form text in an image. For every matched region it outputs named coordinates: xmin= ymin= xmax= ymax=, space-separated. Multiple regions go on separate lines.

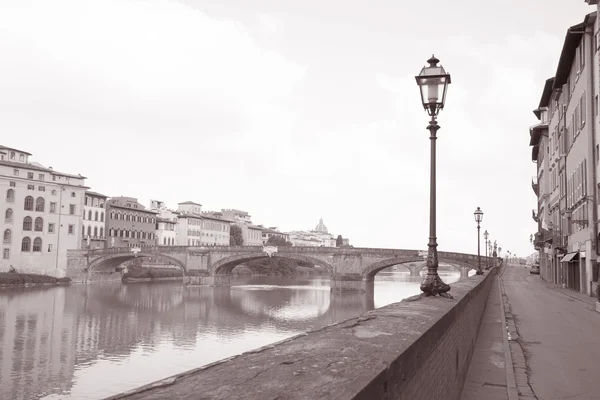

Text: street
xmin=501 ymin=266 xmax=600 ymax=400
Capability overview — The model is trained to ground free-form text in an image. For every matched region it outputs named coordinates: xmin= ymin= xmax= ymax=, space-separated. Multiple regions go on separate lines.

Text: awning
xmin=560 ymin=252 xmax=579 ymax=263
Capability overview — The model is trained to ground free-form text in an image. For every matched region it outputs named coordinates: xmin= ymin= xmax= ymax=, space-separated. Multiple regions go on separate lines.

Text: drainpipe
xmin=586 ymin=25 xmax=599 ymax=259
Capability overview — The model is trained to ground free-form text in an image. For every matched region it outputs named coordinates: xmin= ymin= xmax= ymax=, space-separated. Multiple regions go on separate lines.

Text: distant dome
xmin=315 ymin=217 xmax=328 ymax=233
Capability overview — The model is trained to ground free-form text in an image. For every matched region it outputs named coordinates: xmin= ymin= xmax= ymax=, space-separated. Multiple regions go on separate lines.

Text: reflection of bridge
xmin=67 ymin=246 xmax=496 ymax=290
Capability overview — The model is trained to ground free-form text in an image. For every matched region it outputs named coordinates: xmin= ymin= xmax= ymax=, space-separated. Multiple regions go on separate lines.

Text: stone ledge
xmin=108 ymin=269 xmax=497 ymax=400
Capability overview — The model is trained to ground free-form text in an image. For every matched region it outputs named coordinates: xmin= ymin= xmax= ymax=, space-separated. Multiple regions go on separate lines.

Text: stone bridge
xmin=67 ymin=245 xmax=495 ymax=290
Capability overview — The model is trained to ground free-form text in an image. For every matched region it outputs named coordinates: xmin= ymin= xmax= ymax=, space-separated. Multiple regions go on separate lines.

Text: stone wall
xmin=110 ymin=268 xmax=498 ymax=400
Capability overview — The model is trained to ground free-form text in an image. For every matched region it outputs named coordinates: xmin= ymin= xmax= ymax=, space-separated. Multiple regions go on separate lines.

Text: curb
xmin=498 ymin=265 xmax=519 ymax=400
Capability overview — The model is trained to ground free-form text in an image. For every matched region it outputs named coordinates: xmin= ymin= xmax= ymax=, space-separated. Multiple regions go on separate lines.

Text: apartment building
xmin=82 ymin=191 xmax=107 ymax=250
xmin=175 ymin=202 xmax=232 ymax=246
xmin=149 ymin=200 xmax=178 ymax=246
xmin=0 ymin=145 xmax=87 ymax=276
xmin=531 ymin=12 xmax=599 ymax=295
xmin=220 ymin=208 xmax=262 ymax=246
xmin=106 ymin=197 xmax=157 ymax=248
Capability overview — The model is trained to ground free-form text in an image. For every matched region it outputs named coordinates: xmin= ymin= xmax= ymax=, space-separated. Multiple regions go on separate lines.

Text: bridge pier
xmin=460 ymin=267 xmax=470 ymax=279
xmin=186 ymin=275 xmax=231 ymax=287
xmin=330 ymin=275 xmax=373 ymax=292
xmin=409 ymin=267 xmax=422 ymax=277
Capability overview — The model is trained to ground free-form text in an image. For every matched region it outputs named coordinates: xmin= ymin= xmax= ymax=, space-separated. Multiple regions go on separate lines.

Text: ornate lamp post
xmin=474 ymin=207 xmax=484 ymax=275
xmin=483 ymin=230 xmax=489 ymax=270
xmin=492 ymin=240 xmax=497 ymax=268
xmin=415 ymin=55 xmax=452 ymax=298
xmin=488 ymin=241 xmax=492 ymax=270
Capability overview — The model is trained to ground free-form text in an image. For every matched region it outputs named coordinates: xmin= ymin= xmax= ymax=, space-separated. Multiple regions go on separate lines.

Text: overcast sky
xmin=0 ymin=0 xmax=593 ymax=258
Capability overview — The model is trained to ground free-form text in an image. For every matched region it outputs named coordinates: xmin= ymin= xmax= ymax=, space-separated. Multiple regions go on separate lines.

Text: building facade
xmin=82 ymin=191 xmax=107 ymax=250
xmin=531 ymin=12 xmax=599 ymax=296
xmin=220 ymin=208 xmax=262 ymax=246
xmin=106 ymin=197 xmax=157 ymax=248
xmin=1 ymin=145 xmax=87 ymax=276
xmin=288 ymin=218 xmax=336 ymax=247
xmin=149 ymin=200 xmax=178 ymax=246
xmin=260 ymin=227 xmax=290 ymax=245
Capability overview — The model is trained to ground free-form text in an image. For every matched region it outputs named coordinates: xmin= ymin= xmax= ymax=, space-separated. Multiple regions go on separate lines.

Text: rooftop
xmin=0 ymin=145 xmax=32 ymax=156
xmin=178 ymin=201 xmax=202 ymax=206
xmin=86 ymin=190 xmax=109 ymax=198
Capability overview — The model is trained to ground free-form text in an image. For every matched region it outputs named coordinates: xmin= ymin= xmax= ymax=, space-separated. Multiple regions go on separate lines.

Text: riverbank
xmin=123 ymin=276 xmax=184 ymax=283
xmin=0 ymin=272 xmax=71 ymax=289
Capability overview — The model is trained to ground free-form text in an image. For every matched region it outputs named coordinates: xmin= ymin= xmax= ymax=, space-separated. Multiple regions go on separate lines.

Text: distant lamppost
xmin=474 ymin=207 xmax=484 ymax=275
xmin=415 ymin=55 xmax=452 ymax=298
xmin=483 ymin=230 xmax=489 ymax=270
xmin=488 ymin=241 xmax=492 ymax=270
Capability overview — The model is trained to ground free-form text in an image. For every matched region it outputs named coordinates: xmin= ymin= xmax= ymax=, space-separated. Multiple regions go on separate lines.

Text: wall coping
xmin=108 ymin=269 xmax=497 ymax=400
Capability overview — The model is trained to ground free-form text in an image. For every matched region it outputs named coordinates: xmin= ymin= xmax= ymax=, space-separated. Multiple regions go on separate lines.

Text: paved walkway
xmin=463 ymin=265 xmax=600 ymax=400
xmin=461 ymin=270 xmax=510 ymax=400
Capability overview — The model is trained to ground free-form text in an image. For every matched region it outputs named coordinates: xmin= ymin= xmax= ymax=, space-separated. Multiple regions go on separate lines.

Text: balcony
xmin=532 ymin=209 xmax=539 ymax=222
xmin=532 ymin=176 xmax=539 ymax=196
xmin=533 ymin=230 xmax=553 ymax=247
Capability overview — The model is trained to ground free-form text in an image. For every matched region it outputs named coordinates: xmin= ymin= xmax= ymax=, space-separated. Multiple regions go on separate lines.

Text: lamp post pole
xmin=414 ymin=55 xmax=452 ymax=298
xmin=484 ymin=230 xmax=489 ymax=270
xmin=474 ymin=207 xmax=484 ymax=275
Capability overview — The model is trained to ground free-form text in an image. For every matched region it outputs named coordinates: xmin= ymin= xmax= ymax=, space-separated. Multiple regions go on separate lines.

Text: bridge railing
xmin=84 ymin=245 xmax=496 ymax=262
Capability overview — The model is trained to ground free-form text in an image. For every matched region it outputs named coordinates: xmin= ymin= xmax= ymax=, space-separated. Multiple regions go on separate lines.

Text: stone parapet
xmin=109 ymin=267 xmax=498 ymax=400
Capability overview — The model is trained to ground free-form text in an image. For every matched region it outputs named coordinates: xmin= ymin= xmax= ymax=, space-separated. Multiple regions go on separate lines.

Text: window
xmin=27 ymin=172 xmax=34 ymax=179
xmin=3 ymin=229 xmax=11 ymax=244
xmin=109 ymin=228 xmax=114 ymax=236
xmin=94 ymin=211 xmax=98 ymax=221
xmin=100 ymin=227 xmax=104 ymax=237
xmin=49 ymin=202 xmax=56 ymax=213
xmin=10 ymin=151 xmax=15 ymax=160
xmin=69 ymin=204 xmax=76 ymax=215
xmin=21 ymin=237 xmax=31 ymax=252
xmin=38 ymin=186 xmax=45 ymax=192
xmin=23 ymin=217 xmax=32 ymax=231
xmin=88 ymin=210 xmax=92 ymax=220
xmin=48 ymin=223 xmax=54 ymax=233
xmin=32 ymin=238 xmax=42 ymax=252
xmin=100 ymin=212 xmax=104 ymax=222
xmin=27 ymin=185 xmax=34 ymax=190
xmin=71 ymin=192 xmax=75 ymax=198
xmin=6 ymin=189 xmax=14 ymax=203
xmin=34 ymin=217 xmax=43 ymax=231
xmin=9 ymin=181 xmax=15 ymax=187
xmin=2 ymin=249 xmax=8 ymax=259
xmin=35 ymin=197 xmax=45 ymax=212
xmin=48 ymin=244 xmax=52 ymax=252
xmin=68 ymin=225 xmax=74 ymax=234
xmin=51 ymin=189 xmax=56 ymax=195
xmin=5 ymin=208 xmax=12 ymax=223
xmin=24 ymin=196 xmax=33 ymax=210
xmin=94 ymin=227 xmax=98 ymax=237
xmin=87 ymin=226 xmax=91 ymax=237
xmin=13 ymin=169 xmax=18 ymax=176
xmin=39 ymin=174 xmax=44 ymax=181
xmin=19 ymin=154 xmax=24 ymax=162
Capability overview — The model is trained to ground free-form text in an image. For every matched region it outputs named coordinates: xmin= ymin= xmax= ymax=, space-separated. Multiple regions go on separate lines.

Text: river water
xmin=0 ymin=269 xmax=461 ymax=400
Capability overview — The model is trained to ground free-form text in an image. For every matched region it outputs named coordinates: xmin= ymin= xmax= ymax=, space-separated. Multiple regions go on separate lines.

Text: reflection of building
xmin=288 ymin=218 xmax=336 ymax=247
xmin=0 ymin=288 xmax=77 ymax=400
xmin=1 ymin=145 xmax=88 ymax=276
xmin=106 ymin=196 xmax=157 ymax=248
xmin=82 ymin=191 xmax=108 ymax=249
xmin=149 ymin=200 xmax=178 ymax=246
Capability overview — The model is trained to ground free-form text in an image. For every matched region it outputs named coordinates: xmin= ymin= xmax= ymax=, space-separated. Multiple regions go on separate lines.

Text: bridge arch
xmin=362 ymin=257 xmax=478 ymax=280
xmin=211 ymin=253 xmax=334 ymax=276
xmin=88 ymin=252 xmax=187 ymax=272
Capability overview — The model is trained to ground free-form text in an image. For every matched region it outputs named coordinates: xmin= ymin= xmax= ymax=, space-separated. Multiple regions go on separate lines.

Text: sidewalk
xmin=461 ymin=271 xmax=511 ymax=400
xmin=464 ymin=265 xmax=600 ymax=400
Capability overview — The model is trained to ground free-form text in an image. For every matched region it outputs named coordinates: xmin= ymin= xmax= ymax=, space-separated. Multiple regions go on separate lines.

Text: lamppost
xmin=415 ymin=55 xmax=452 ymax=298
xmin=498 ymin=246 xmax=502 ymax=266
xmin=474 ymin=207 xmax=484 ymax=275
xmin=483 ymin=230 xmax=489 ymax=270
xmin=488 ymin=241 xmax=492 ymax=270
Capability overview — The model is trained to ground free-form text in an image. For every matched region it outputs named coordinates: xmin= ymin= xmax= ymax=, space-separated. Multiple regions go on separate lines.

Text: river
xmin=0 ymin=269 xmax=461 ymax=400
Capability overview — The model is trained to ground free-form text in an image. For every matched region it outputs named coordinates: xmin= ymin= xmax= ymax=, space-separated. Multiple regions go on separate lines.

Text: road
xmin=502 ymin=266 xmax=600 ymax=400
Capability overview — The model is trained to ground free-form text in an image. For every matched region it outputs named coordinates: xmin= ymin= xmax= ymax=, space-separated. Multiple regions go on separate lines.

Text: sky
xmin=0 ymin=0 xmax=594 ymax=258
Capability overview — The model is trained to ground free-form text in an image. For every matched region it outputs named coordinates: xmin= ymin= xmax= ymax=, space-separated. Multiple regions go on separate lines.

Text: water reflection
xmin=0 ymin=270 xmax=459 ymax=400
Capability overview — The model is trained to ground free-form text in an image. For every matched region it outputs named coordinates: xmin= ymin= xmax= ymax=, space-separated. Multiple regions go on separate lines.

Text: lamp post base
xmin=420 ymin=273 xmax=453 ymax=298
xmin=476 ymin=270 xmax=484 ymax=275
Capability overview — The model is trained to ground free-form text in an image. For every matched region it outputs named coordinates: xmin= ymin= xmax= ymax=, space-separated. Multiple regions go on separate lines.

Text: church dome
xmin=315 ymin=217 xmax=328 ymax=233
